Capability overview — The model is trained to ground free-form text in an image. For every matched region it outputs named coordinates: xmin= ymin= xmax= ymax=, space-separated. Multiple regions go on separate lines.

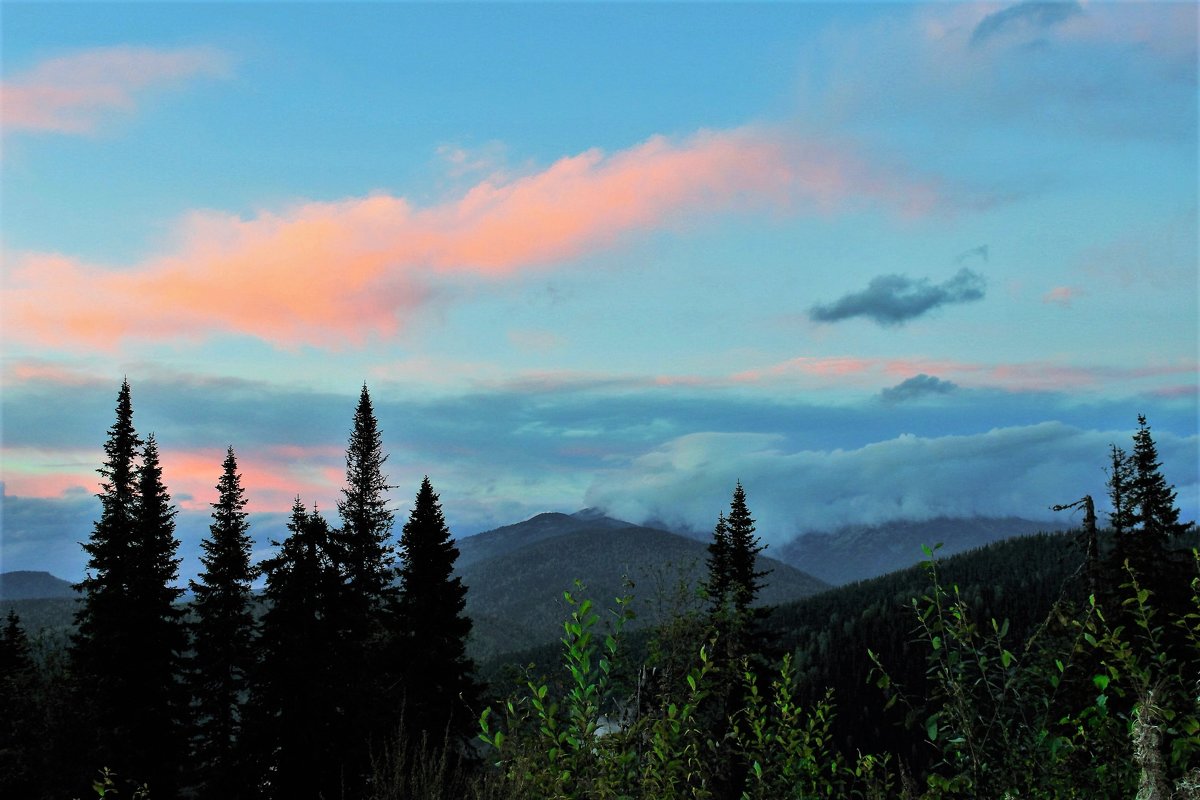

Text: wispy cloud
xmin=969 ymin=1 xmax=1083 ymax=49
xmin=810 ymin=268 xmax=986 ymax=327
xmin=0 ymin=45 xmax=231 ymax=134
xmin=3 ymin=127 xmax=944 ymax=350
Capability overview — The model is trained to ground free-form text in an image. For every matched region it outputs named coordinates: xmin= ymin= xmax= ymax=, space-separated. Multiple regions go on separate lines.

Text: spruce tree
xmin=126 ymin=433 xmax=188 ymax=796
xmin=332 ymin=384 xmax=399 ymax=779
xmin=72 ymin=382 xmax=188 ymax=795
xmin=396 ymin=477 xmax=478 ymax=744
xmin=189 ymin=447 xmax=257 ymax=798
xmin=705 ymin=512 xmax=731 ymax=613
xmin=1128 ymin=414 xmax=1192 ymax=545
xmin=725 ymin=481 xmax=768 ymax=615
xmin=1106 ymin=444 xmax=1135 ymax=535
xmin=0 ymin=610 xmax=37 ymax=797
xmin=247 ymin=499 xmax=345 ymax=800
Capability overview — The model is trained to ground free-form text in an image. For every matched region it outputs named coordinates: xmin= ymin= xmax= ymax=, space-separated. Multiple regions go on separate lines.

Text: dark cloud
xmin=880 ymin=374 xmax=959 ymax=404
xmin=955 ymin=244 xmax=989 ymax=264
xmin=810 ymin=268 xmax=986 ymax=326
xmin=970 ymin=2 xmax=1084 ymax=48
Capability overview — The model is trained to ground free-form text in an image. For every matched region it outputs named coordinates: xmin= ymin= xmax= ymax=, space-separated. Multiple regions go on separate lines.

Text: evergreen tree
xmin=332 ymin=384 xmax=399 ymax=781
xmin=0 ymin=610 xmax=37 ymax=797
xmin=335 ymin=385 xmax=397 ymax=608
xmin=71 ymin=382 xmax=189 ymax=796
xmin=126 ymin=433 xmax=189 ymax=796
xmin=189 ymin=447 xmax=257 ymax=799
xmin=247 ymin=499 xmax=345 ymax=800
xmin=725 ymin=481 xmax=768 ymax=615
xmin=396 ymin=477 xmax=478 ymax=744
xmin=705 ymin=512 xmax=731 ymax=613
xmin=1105 ymin=444 xmax=1134 ymax=535
xmin=1128 ymin=414 xmax=1192 ymax=545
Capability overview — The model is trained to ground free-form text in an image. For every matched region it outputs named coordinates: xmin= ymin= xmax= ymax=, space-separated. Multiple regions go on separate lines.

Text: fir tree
xmin=725 ymin=481 xmax=768 ymax=615
xmin=71 ymin=382 xmax=188 ymax=795
xmin=332 ymin=384 xmax=399 ymax=781
xmin=705 ymin=512 xmax=731 ymax=613
xmin=0 ymin=610 xmax=37 ymax=797
xmin=247 ymin=499 xmax=345 ymax=800
xmin=189 ymin=447 xmax=257 ymax=799
xmin=396 ymin=477 xmax=478 ymax=744
xmin=126 ymin=433 xmax=188 ymax=796
xmin=1128 ymin=414 xmax=1192 ymax=545
xmin=1106 ymin=444 xmax=1135 ymax=535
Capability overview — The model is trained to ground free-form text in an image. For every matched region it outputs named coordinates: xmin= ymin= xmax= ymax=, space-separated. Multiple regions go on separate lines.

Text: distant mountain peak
xmin=0 ymin=570 xmax=77 ymax=601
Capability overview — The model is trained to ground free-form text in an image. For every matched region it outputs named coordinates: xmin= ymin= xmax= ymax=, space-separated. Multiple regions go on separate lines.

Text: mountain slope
xmin=776 ymin=516 xmax=1052 ymax=585
xmin=460 ymin=520 xmax=828 ymax=660
xmin=456 ymin=509 xmax=633 ymax=569
xmin=0 ymin=570 xmax=77 ymax=601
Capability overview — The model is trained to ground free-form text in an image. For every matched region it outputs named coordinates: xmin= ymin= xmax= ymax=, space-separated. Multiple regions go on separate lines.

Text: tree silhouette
xmin=189 ymin=447 xmax=257 ymax=798
xmin=70 ymin=383 xmax=188 ymax=796
xmin=247 ymin=499 xmax=345 ymax=800
xmin=705 ymin=512 xmax=731 ymax=613
xmin=725 ymin=481 xmax=768 ymax=616
xmin=396 ymin=477 xmax=479 ymax=744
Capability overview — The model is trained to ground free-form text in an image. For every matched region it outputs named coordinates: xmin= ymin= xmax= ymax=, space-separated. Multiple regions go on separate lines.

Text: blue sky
xmin=2 ymin=2 xmax=1196 ymax=581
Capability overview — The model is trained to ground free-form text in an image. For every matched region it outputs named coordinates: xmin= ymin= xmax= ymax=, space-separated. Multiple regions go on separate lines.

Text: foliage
xmin=188 ymin=446 xmax=258 ymax=798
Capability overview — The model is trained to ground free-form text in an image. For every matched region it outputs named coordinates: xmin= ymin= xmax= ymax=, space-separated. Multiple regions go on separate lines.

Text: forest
xmin=0 ymin=381 xmax=1197 ymax=799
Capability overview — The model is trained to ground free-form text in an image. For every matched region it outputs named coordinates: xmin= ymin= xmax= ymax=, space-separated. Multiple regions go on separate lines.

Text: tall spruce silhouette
xmin=725 ymin=481 xmax=768 ymax=615
xmin=332 ymin=384 xmax=399 ymax=778
xmin=189 ymin=447 xmax=257 ymax=798
xmin=248 ymin=499 xmax=344 ymax=800
xmin=71 ymin=383 xmax=188 ymax=796
xmin=397 ymin=477 xmax=478 ymax=744
xmin=705 ymin=512 xmax=731 ymax=613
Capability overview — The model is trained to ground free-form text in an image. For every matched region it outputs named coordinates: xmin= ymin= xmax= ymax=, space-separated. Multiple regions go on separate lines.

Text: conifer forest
xmin=0 ymin=380 xmax=1196 ymax=800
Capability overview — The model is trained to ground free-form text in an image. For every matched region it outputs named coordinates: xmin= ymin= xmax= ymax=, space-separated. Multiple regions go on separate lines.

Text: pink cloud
xmin=3 ymin=127 xmax=943 ymax=351
xmin=1042 ymin=286 xmax=1084 ymax=307
xmin=0 ymin=45 xmax=231 ymax=134
xmin=1 ymin=443 xmax=345 ymax=514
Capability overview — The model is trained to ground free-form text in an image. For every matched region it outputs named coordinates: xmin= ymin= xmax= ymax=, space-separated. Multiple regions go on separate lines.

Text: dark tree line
xmin=2 ymin=380 xmax=478 ymax=799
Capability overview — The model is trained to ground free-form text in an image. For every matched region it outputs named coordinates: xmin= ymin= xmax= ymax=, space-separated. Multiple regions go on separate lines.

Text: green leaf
xmin=926 ymin=715 xmax=939 ymax=741
xmin=1092 ymin=674 xmax=1110 ymax=692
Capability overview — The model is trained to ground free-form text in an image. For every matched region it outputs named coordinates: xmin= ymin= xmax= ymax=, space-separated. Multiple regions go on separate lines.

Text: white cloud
xmin=585 ymin=422 xmax=1199 ymax=541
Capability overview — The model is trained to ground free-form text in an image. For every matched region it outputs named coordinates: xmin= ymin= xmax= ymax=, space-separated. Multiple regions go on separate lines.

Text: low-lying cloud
xmin=585 ymin=423 xmax=1199 ymax=543
xmin=810 ymin=268 xmax=986 ymax=327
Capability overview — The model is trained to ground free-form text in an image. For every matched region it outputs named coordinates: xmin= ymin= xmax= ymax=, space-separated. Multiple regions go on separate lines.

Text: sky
xmin=1 ymin=1 xmax=1197 ymax=583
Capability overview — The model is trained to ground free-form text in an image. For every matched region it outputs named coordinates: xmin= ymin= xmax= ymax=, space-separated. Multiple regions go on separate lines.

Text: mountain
xmin=0 ymin=570 xmax=77 ymax=601
xmin=775 ymin=516 xmax=1053 ymax=585
xmin=458 ymin=514 xmax=829 ymax=661
xmin=456 ymin=509 xmax=634 ymax=569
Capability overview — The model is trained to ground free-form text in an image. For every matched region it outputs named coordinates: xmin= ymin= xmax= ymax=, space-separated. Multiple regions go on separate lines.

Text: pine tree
xmin=72 ymin=382 xmax=188 ymax=795
xmin=189 ymin=447 xmax=257 ymax=798
xmin=725 ymin=481 xmax=768 ymax=615
xmin=247 ymin=499 xmax=345 ymax=800
xmin=396 ymin=477 xmax=478 ymax=744
xmin=705 ymin=512 xmax=731 ymax=613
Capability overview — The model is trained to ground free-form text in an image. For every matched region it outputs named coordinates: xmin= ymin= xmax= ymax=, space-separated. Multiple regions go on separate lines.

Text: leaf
xmin=926 ymin=715 xmax=939 ymax=742
xmin=1092 ymin=674 xmax=1110 ymax=692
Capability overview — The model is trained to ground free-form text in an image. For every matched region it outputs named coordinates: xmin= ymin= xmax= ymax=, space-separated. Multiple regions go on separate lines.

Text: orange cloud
xmin=2 ymin=443 xmax=346 ymax=514
xmin=3 ymin=127 xmax=942 ymax=351
xmin=0 ymin=45 xmax=230 ymax=134
xmin=1042 ymin=286 xmax=1084 ymax=307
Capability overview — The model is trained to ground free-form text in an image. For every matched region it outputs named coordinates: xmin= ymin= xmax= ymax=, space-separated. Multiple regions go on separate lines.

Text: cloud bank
xmin=2 ymin=127 xmax=943 ymax=351
xmin=0 ymin=45 xmax=230 ymax=134
xmin=810 ymin=268 xmax=986 ymax=326
xmin=585 ymin=423 xmax=1200 ymax=543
